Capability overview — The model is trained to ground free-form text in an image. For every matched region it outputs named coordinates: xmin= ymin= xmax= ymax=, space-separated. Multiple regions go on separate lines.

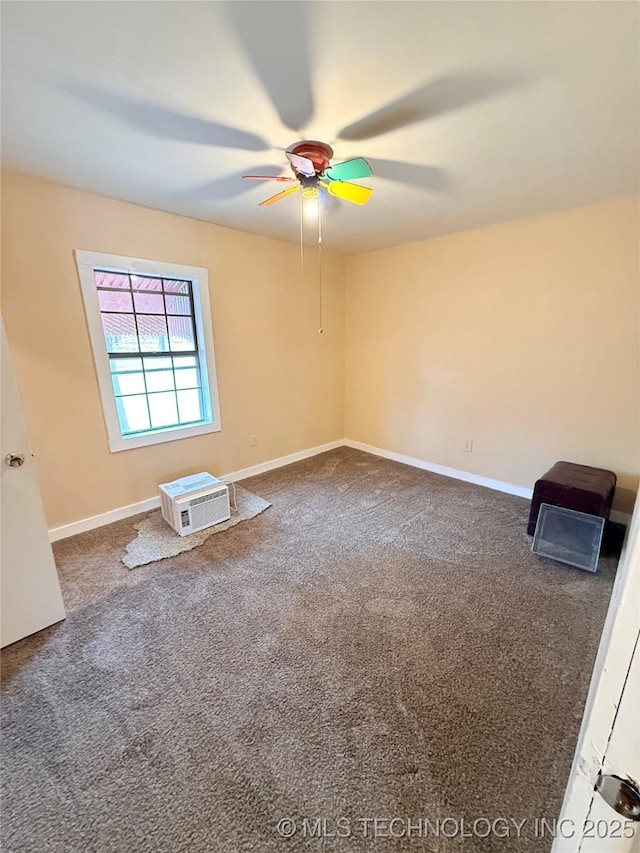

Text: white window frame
xmin=75 ymin=250 xmax=221 ymax=453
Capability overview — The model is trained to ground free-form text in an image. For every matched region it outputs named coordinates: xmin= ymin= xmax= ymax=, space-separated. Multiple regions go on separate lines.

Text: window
xmin=75 ymin=251 xmax=221 ymax=452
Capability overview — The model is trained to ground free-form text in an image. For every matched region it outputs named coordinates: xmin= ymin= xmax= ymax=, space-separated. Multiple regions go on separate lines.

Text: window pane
xmin=133 ymin=292 xmax=165 ymax=314
xmin=102 ymin=314 xmax=139 ymax=353
xmin=145 ymin=370 xmax=175 ymax=393
xmin=131 ymin=276 xmax=162 ymax=291
xmin=117 ymin=395 xmax=150 ymax=433
xmin=148 ymin=391 xmax=178 ymax=428
xmin=173 ymin=356 xmax=197 ymax=369
xmin=164 ymin=294 xmax=191 ymax=315
xmin=168 ymin=316 xmax=195 ymax=351
xmin=163 ymin=279 xmax=189 ymax=294
xmin=137 ymin=315 xmax=168 ymax=352
xmin=95 ymin=271 xmax=130 ymax=289
xmin=112 ymin=372 xmax=145 ymax=396
xmin=177 ymin=389 xmax=202 ymax=423
xmin=143 ymin=357 xmax=172 ymax=371
xmin=110 ymin=358 xmax=142 ymax=373
xmin=175 ymin=367 xmax=199 ymax=389
xmin=98 ymin=290 xmax=133 ymax=312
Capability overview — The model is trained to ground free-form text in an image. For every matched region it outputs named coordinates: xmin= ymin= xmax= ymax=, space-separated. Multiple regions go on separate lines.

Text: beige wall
xmin=345 ymin=197 xmax=640 ymax=512
xmin=1 ymin=171 xmax=345 ymax=528
xmin=2 ymin=173 xmax=638 ymax=529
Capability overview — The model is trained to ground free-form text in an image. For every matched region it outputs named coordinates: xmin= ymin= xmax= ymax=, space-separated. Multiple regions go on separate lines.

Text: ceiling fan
xmin=63 ymin=1 xmax=524 ymax=215
xmin=242 ymin=141 xmax=373 ymax=208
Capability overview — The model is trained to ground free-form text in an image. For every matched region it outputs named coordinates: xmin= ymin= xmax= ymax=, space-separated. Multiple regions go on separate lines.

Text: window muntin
xmin=94 ymin=271 xmax=206 ymax=437
xmin=75 ymin=251 xmax=220 ymax=452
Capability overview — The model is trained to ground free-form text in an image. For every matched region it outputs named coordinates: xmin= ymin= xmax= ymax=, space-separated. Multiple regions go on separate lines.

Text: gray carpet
xmin=1 ymin=448 xmax=618 ymax=852
xmin=122 ymin=485 xmax=271 ymax=568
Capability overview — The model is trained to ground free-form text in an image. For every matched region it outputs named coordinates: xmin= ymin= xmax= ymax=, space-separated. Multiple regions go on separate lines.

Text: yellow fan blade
xmin=259 ymin=185 xmax=300 ymax=207
xmin=326 ymin=181 xmax=373 ymax=205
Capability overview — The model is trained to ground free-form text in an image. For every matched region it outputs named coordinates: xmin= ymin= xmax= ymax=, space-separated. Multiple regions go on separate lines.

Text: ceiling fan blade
xmin=175 ymin=167 xmax=289 ymax=201
xmin=63 ymin=82 xmax=270 ymax=151
xmin=324 ymin=157 xmax=372 ymax=182
xmin=259 ymin=186 xmax=300 ymax=207
xmin=242 ymin=175 xmax=297 ymax=182
xmin=226 ymin=2 xmax=314 ymax=132
xmin=337 ymin=72 xmax=527 ymax=142
xmin=286 ymin=151 xmax=316 ymax=177
xmin=319 ymin=184 xmax=342 ymax=215
xmin=326 ymin=182 xmax=373 ymax=206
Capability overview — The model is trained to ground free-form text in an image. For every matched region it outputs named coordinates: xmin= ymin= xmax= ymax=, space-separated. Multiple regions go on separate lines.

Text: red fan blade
xmin=259 ymin=186 xmax=300 ymax=207
xmin=242 ymin=175 xmax=296 ymax=182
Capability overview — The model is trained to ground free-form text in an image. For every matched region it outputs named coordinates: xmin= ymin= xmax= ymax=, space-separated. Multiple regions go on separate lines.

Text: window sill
xmin=107 ymin=420 xmax=220 ymax=453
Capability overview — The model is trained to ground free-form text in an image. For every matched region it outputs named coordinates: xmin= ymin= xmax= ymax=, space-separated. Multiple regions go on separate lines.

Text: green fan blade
xmin=325 ymin=157 xmax=372 ymax=182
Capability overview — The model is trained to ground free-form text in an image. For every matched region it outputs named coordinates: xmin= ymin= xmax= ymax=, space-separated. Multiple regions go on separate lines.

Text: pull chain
xmin=299 ymin=190 xmax=304 ymax=271
xmin=317 ymin=203 xmax=323 ymax=334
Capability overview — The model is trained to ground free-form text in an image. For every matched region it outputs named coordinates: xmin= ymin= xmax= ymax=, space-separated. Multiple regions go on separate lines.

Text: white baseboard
xmin=344 ymin=439 xmax=632 ymax=525
xmin=49 ymin=495 xmax=161 ymax=542
xmin=344 ymin=439 xmax=534 ymax=499
xmin=610 ymin=510 xmax=631 ymax=526
xmin=48 ymin=437 xmax=631 ymax=541
xmin=48 ymin=439 xmax=343 ymax=542
xmin=220 ymin=440 xmax=343 ymax=483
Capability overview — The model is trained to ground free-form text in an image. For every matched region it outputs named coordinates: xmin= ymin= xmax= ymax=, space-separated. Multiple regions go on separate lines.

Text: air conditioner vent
xmin=191 ymin=491 xmax=222 ymax=507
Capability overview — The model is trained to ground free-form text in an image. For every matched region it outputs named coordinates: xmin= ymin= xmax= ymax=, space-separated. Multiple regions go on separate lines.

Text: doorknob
xmin=596 ymin=773 xmax=640 ymax=821
xmin=5 ymin=453 xmax=25 ymax=468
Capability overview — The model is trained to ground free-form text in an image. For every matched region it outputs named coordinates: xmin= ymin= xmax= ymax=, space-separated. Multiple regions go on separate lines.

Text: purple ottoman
xmin=527 ymin=461 xmax=616 ymax=536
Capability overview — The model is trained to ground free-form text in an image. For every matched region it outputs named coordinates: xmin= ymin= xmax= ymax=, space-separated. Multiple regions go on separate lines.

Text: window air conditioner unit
xmin=159 ymin=472 xmax=230 ymax=536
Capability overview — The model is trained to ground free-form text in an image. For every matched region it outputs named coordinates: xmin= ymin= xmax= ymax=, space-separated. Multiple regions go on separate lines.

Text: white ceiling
xmin=2 ymin=1 xmax=638 ymax=252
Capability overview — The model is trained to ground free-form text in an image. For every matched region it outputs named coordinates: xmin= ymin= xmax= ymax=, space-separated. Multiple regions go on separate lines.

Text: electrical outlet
xmin=463 ymin=439 xmax=473 ymax=453
xmin=249 ymin=434 xmax=258 ymax=447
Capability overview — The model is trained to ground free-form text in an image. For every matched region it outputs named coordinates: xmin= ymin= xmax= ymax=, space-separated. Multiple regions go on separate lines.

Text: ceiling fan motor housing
xmin=301 ymin=176 xmax=320 ymax=199
xmin=288 ymin=141 xmax=334 ymax=177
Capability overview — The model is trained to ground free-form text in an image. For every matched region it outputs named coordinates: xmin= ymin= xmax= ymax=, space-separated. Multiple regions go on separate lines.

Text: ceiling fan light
xmin=304 ymin=198 xmax=319 ymax=217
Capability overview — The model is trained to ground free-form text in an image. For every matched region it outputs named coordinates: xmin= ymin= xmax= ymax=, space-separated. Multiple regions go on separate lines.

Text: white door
xmin=580 ymin=640 xmax=639 ymax=852
xmin=553 ymin=497 xmax=640 ymax=852
xmin=1 ymin=321 xmax=66 ymax=647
